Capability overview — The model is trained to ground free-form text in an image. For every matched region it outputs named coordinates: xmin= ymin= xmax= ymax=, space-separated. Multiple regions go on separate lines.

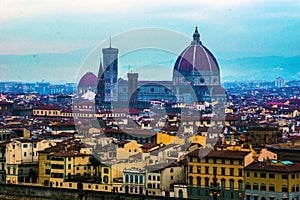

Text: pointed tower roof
xmin=98 ymin=57 xmax=104 ymax=79
xmin=109 ymin=36 xmax=112 ymax=48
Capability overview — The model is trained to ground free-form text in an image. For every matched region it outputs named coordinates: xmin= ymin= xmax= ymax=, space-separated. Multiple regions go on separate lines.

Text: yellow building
xmin=6 ymin=138 xmax=54 ymax=184
xmin=38 ymin=141 xmax=112 ymax=192
xmin=110 ymin=158 xmax=146 ymax=180
xmin=38 ymin=151 xmax=51 ymax=186
xmin=189 ymin=135 xmax=206 ymax=147
xmin=245 ymin=160 xmax=300 ymax=200
xmin=187 ymin=148 xmax=254 ymax=200
xmin=116 ymin=140 xmax=142 ymax=160
xmin=156 ymin=132 xmax=184 ymax=145
xmin=157 ymin=131 xmax=208 ymax=149
xmin=39 ymin=151 xmax=92 ymax=187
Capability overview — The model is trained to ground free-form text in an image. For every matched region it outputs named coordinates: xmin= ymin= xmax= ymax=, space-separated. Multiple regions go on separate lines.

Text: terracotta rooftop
xmin=150 ymin=144 xmax=179 ymax=155
xmin=245 ymin=161 xmax=300 ymax=172
xmin=0 ymin=141 xmax=12 ymax=147
xmin=188 ymin=148 xmax=251 ymax=159
xmin=145 ymin=159 xmax=186 ymax=172
xmin=104 ymin=128 xmax=157 ymax=137
xmin=52 ymin=151 xmax=90 ymax=157
xmin=140 ymin=143 xmax=158 ymax=149
xmin=34 ymin=105 xmax=62 ymax=110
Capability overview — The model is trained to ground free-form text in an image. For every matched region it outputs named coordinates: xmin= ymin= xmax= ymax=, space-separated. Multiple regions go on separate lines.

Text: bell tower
xmin=102 ymin=38 xmax=119 ymax=102
xmin=127 ymin=72 xmax=138 ymax=103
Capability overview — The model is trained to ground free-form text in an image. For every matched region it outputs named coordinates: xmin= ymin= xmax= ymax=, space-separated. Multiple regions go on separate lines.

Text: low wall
xmin=0 ymin=184 xmax=183 ymax=200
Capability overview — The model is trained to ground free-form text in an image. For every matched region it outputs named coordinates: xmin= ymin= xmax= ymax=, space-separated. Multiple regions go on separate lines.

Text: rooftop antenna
xmin=109 ymin=36 xmax=111 ymax=48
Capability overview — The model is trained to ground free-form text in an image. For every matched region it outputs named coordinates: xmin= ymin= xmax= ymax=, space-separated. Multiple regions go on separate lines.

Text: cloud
xmin=1 ymin=0 xmax=143 ymax=22
xmin=1 ymin=0 xmax=289 ymax=23
xmin=1 ymin=0 xmax=300 ymax=57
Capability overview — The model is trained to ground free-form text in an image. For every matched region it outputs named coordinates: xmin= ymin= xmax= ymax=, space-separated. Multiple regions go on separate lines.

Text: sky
xmin=1 ymin=0 xmax=300 ymax=82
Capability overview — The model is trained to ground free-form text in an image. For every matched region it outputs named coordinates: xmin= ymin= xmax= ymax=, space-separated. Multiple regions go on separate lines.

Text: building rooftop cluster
xmin=0 ymin=80 xmax=299 ymax=199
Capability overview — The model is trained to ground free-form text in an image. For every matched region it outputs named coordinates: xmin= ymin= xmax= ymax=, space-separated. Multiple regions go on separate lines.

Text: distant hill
xmin=0 ymin=48 xmax=299 ymax=83
xmin=0 ymin=49 xmax=90 ymax=83
xmin=219 ymin=56 xmax=300 ymax=82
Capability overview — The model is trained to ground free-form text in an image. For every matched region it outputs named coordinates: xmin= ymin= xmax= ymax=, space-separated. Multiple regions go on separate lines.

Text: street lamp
xmin=209 ymin=169 xmax=220 ymax=200
xmin=210 ymin=191 xmax=221 ymax=200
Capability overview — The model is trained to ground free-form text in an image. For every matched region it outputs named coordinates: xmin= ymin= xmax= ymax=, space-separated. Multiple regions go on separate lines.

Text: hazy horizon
xmin=1 ymin=1 xmax=300 ymax=83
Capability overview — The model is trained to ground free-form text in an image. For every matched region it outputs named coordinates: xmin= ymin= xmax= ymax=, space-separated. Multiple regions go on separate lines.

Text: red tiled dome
xmin=173 ymin=27 xmax=219 ymax=75
xmin=78 ymin=72 xmax=98 ymax=88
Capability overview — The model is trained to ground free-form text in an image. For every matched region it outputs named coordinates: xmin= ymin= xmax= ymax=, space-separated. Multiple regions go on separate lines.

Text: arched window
xmin=196 ymin=176 xmax=201 ymax=186
xmin=205 ymin=177 xmax=209 ymax=187
xmin=125 ymin=174 xmax=129 ymax=183
xmin=135 ymin=175 xmax=138 ymax=183
xmin=282 ymin=185 xmax=288 ymax=192
xmin=221 ymin=179 xmax=226 ymax=189
xmin=229 ymin=179 xmax=234 ymax=190
xmin=189 ymin=176 xmax=194 ymax=185
xmin=148 ymin=183 xmax=152 ymax=188
xmin=130 ymin=175 xmax=133 ymax=183
xmin=296 ymin=184 xmax=299 ymax=191
xmin=253 ymin=183 xmax=259 ymax=190
xmin=260 ymin=183 xmax=266 ymax=191
xmin=139 ymin=175 xmax=143 ymax=184
xmin=178 ymin=190 xmax=183 ymax=198
xmin=245 ymin=182 xmax=251 ymax=190
xmin=269 ymin=184 xmax=275 ymax=191
xmin=238 ymin=180 xmax=243 ymax=190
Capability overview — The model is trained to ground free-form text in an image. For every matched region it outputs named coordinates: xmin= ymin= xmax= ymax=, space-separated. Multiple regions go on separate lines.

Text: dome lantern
xmin=192 ymin=26 xmax=202 ymax=45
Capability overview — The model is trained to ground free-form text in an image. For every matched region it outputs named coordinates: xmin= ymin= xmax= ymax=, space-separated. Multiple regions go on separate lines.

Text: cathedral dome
xmin=173 ymin=27 xmax=219 ymax=78
xmin=78 ymin=72 xmax=98 ymax=88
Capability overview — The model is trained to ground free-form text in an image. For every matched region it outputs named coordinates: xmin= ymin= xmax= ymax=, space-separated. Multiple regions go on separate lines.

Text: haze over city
xmin=1 ymin=0 xmax=300 ymax=82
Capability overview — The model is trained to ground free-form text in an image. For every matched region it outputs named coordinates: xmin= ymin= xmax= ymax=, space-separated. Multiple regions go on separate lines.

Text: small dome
xmin=78 ymin=72 xmax=98 ymax=88
xmin=173 ymin=27 xmax=219 ymax=78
